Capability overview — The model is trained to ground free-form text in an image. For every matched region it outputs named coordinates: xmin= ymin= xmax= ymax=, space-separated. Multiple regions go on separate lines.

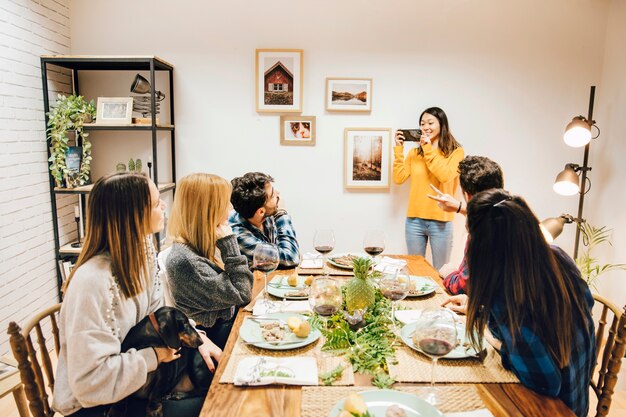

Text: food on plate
xmin=408 ymin=279 xmax=434 ymax=295
xmin=304 ymin=275 xmax=314 ymax=286
xmin=292 ymin=320 xmax=311 ymax=338
xmin=343 ymin=393 xmax=368 ymax=415
xmin=260 ymin=321 xmax=286 ymax=342
xmin=386 ymin=404 xmax=407 ymax=417
xmin=287 ymin=316 xmax=302 ymax=331
xmin=330 ymin=254 xmax=359 ymax=267
xmin=285 ymin=288 xmax=309 ymax=298
xmin=287 ymin=273 xmax=298 ymax=287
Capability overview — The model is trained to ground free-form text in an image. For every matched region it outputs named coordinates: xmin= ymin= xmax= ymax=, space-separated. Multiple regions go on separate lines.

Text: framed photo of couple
xmin=280 ymin=115 xmax=315 ymax=146
xmin=344 ymin=128 xmax=391 ymax=189
xmin=255 ymin=49 xmax=303 ymax=113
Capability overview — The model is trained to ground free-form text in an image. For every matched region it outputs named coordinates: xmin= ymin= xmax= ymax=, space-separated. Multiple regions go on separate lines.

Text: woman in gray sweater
xmin=166 ymin=173 xmax=254 ymax=349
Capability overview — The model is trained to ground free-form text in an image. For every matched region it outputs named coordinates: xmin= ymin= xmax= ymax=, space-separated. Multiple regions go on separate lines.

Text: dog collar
xmin=148 ymin=312 xmax=167 ymax=345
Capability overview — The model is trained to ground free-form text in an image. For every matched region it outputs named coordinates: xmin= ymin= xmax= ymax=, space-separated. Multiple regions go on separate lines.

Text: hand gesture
xmin=197 ymin=332 xmax=222 ymax=373
xmin=420 ymin=131 xmax=432 ymax=147
xmin=427 ymin=184 xmax=463 ymax=213
xmin=394 ymin=130 xmax=405 ymax=146
xmin=441 ymin=294 xmax=468 ymax=315
xmin=154 ymin=346 xmax=181 ymax=363
xmin=216 ymin=222 xmax=233 ymax=240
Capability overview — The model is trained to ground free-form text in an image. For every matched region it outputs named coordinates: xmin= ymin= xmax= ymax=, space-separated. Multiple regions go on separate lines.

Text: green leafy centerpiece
xmin=312 ymin=257 xmax=398 ymax=389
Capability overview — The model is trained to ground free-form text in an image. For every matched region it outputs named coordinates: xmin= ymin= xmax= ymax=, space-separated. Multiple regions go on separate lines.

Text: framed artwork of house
xmin=344 ymin=127 xmax=391 ymax=189
xmin=255 ymin=49 xmax=303 ymax=113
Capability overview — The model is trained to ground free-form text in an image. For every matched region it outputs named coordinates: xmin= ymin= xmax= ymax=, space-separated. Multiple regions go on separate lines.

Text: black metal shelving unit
xmin=40 ymin=55 xmax=176 ymax=299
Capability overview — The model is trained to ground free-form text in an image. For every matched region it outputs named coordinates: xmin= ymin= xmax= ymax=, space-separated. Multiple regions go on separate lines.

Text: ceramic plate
xmin=327 ymin=253 xmax=371 ymax=270
xmin=400 ymin=321 xmax=484 ymax=359
xmin=266 ymin=275 xmax=310 ymax=299
xmin=239 ymin=312 xmax=320 ymax=350
xmin=405 ymin=275 xmax=438 ymax=297
xmin=329 ymin=389 xmax=443 ymax=417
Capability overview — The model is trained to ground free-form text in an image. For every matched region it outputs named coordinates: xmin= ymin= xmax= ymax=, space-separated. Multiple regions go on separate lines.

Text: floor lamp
xmin=542 ymin=86 xmax=598 ymax=258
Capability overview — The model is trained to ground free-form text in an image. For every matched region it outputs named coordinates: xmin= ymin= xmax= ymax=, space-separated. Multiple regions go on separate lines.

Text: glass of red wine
xmin=378 ymin=267 xmax=409 ymax=339
xmin=412 ymin=307 xmax=458 ymax=405
xmin=363 ymin=230 xmax=385 ymax=262
xmin=313 ymin=229 xmax=335 ymax=276
xmin=252 ymin=242 xmax=279 ymax=309
xmin=309 ymin=277 xmax=342 ymax=330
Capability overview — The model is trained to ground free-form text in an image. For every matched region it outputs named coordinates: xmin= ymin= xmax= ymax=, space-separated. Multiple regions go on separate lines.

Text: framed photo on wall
xmin=96 ymin=97 xmax=133 ymax=125
xmin=280 ymin=115 xmax=316 ymax=146
xmin=326 ymin=78 xmax=372 ymax=112
xmin=344 ymin=127 xmax=391 ymax=189
xmin=256 ymin=49 xmax=303 ymax=113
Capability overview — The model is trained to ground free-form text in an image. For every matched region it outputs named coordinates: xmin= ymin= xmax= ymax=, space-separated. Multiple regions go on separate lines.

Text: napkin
xmin=299 ymin=253 xmax=324 ymax=269
xmin=374 ymin=256 xmax=408 ymax=273
xmin=252 ymin=299 xmax=312 ymax=316
xmin=234 ymin=356 xmax=318 ymax=386
xmin=394 ymin=309 xmax=423 ymax=324
xmin=445 ymin=409 xmax=494 ymax=417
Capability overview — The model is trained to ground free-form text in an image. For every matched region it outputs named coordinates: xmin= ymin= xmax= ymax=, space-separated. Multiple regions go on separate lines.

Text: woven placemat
xmin=220 ymin=335 xmax=354 ymax=386
xmin=301 ymin=385 xmax=485 ymax=416
xmin=388 ymin=344 xmax=518 ymax=383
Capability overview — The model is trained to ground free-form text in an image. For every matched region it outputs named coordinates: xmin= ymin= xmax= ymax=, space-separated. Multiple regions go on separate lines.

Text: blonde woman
xmin=53 ymin=172 xmax=220 ymax=417
xmin=166 ymin=173 xmax=254 ymax=349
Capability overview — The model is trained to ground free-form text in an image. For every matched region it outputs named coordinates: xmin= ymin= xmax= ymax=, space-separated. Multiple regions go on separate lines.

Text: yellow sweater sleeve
xmin=393 ymin=145 xmax=413 ymax=184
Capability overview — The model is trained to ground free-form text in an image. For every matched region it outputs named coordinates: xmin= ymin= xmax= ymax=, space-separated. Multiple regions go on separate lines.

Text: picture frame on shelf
xmin=326 ymin=78 xmax=372 ymax=112
xmin=344 ymin=127 xmax=391 ymax=189
xmin=96 ymin=97 xmax=133 ymax=124
xmin=256 ymin=49 xmax=303 ymax=113
xmin=280 ymin=115 xmax=316 ymax=146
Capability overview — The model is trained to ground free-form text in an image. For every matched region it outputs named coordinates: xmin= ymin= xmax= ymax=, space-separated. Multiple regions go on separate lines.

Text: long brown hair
xmin=63 ymin=172 xmax=152 ymax=299
xmin=465 ymin=189 xmax=591 ymax=367
xmin=418 ymin=106 xmax=461 ymax=157
xmin=168 ymin=173 xmax=232 ymax=266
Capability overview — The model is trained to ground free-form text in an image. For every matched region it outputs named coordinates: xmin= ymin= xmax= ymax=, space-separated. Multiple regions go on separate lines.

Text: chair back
xmin=157 ymin=246 xmax=174 ymax=306
xmin=591 ymin=294 xmax=626 ymax=417
xmin=7 ymin=303 xmax=62 ymax=417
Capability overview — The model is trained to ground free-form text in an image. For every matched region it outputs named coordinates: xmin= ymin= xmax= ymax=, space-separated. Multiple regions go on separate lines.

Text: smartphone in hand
xmin=400 ymin=129 xmax=422 ymax=142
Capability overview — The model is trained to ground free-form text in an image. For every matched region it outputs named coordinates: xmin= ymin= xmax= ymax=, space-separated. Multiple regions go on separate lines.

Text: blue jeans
xmin=405 ymin=217 xmax=453 ymax=270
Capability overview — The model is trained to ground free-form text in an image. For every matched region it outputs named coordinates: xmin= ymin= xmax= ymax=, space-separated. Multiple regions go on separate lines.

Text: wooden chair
xmin=7 ymin=303 xmax=62 ymax=417
xmin=591 ymin=294 xmax=626 ymax=417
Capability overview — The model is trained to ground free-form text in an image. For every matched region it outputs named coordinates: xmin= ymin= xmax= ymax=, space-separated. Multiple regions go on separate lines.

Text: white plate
xmin=405 ymin=275 xmax=437 ymax=297
xmin=400 ymin=321 xmax=484 ymax=359
xmin=329 ymin=389 xmax=443 ymax=417
xmin=239 ymin=313 xmax=320 ymax=350
xmin=327 ymin=253 xmax=371 ymax=269
xmin=266 ymin=275 xmax=310 ymax=299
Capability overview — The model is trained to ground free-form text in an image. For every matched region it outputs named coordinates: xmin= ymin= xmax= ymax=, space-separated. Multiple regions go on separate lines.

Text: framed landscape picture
xmin=256 ymin=49 xmax=303 ymax=113
xmin=326 ymin=78 xmax=372 ymax=112
xmin=344 ymin=128 xmax=391 ymax=189
xmin=96 ymin=97 xmax=133 ymax=124
xmin=280 ymin=115 xmax=316 ymax=146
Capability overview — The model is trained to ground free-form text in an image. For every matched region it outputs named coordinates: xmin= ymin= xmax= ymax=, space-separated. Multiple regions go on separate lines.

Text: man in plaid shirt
xmin=427 ymin=156 xmax=504 ymax=294
xmin=229 ymin=172 xmax=300 ymax=269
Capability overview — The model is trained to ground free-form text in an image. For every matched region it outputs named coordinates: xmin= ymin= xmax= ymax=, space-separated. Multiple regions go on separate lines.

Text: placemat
xmin=388 ymin=344 xmax=518 ymax=383
xmin=301 ymin=385 xmax=485 ymax=416
xmin=220 ymin=335 xmax=354 ymax=386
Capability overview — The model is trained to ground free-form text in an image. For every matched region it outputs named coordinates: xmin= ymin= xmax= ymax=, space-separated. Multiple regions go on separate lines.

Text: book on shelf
xmin=58 ymin=259 xmax=75 ymax=282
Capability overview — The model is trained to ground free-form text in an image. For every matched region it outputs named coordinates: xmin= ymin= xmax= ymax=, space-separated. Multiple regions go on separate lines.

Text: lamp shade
xmin=130 ymin=74 xmax=151 ymax=94
xmin=540 ymin=214 xmax=575 ymax=242
xmin=564 ymin=116 xmax=591 ymax=147
xmin=553 ymin=164 xmax=580 ymax=196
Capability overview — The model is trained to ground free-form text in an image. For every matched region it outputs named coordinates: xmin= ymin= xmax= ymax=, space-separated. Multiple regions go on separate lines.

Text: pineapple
xmin=345 ymin=257 xmax=375 ymax=313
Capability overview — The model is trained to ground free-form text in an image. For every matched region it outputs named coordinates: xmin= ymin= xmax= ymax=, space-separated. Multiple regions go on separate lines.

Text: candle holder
xmin=71 ymin=215 xmax=81 ymax=248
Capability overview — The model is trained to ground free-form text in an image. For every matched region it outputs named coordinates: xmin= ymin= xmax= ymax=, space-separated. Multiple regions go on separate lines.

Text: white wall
xmin=67 ymin=0 xmax=622 ymax=303
xmin=0 ymin=0 xmax=72 ymax=355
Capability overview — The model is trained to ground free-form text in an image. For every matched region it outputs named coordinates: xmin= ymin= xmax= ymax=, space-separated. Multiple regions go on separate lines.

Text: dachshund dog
xmin=107 ymin=306 xmax=211 ymax=417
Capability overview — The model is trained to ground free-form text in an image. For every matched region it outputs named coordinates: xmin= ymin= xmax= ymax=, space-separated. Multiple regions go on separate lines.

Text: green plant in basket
xmin=345 ymin=257 xmax=376 ymax=313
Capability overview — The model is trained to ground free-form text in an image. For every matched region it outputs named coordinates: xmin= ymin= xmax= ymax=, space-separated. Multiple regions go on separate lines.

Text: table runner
xmin=301 ymin=385 xmax=485 ymax=416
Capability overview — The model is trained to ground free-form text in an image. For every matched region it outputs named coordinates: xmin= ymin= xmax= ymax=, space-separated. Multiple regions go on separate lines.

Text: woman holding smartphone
xmin=393 ymin=107 xmax=463 ymax=269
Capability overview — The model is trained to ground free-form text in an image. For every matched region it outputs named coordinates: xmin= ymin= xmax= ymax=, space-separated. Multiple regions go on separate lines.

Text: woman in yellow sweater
xmin=393 ymin=107 xmax=464 ymax=269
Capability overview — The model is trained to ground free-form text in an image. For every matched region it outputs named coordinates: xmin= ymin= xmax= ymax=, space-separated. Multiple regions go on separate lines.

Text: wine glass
xmin=412 ymin=307 xmax=458 ymax=405
xmin=309 ymin=277 xmax=342 ymax=329
xmin=313 ymin=229 xmax=335 ymax=276
xmin=378 ymin=267 xmax=409 ymax=339
xmin=363 ymin=230 xmax=385 ymax=262
xmin=252 ymin=243 xmax=279 ymax=310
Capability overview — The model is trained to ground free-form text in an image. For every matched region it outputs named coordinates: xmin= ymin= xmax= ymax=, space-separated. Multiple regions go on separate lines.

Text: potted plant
xmin=575 ymin=222 xmax=626 ymax=290
xmin=47 ymin=94 xmax=96 ymax=188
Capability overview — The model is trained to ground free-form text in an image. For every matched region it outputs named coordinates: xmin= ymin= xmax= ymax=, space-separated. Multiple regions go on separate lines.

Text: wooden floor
xmin=1 ymin=387 xmax=625 ymax=417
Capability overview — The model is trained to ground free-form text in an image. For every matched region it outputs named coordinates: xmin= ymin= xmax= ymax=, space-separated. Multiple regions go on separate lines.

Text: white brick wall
xmin=0 ymin=0 xmax=72 ymax=355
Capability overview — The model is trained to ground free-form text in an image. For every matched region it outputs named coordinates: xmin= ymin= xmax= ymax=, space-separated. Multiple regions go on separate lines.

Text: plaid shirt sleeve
xmin=443 ymin=240 xmax=469 ymax=295
xmin=272 ymin=213 xmax=300 ymax=268
xmin=229 ymin=214 xmax=263 ymax=267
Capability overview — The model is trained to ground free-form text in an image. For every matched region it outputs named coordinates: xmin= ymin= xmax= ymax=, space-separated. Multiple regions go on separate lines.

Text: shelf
xmin=40 ymin=55 xmax=173 ymax=71
xmin=55 ymin=182 xmax=175 ymax=195
xmin=83 ymin=123 xmax=174 ymax=131
xmin=59 ymin=242 xmax=82 ymax=255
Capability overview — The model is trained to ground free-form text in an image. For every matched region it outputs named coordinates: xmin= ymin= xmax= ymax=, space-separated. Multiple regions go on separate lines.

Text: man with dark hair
xmin=428 ymin=155 xmax=504 ymax=294
xmin=229 ymin=172 xmax=300 ymax=269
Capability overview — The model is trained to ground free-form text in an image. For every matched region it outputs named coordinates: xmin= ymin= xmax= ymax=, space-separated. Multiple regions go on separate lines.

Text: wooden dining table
xmin=199 ymin=255 xmax=576 ymax=417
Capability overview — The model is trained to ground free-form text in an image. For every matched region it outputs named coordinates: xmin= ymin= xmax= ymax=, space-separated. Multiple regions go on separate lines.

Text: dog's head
xmin=154 ymin=307 xmax=203 ymax=349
